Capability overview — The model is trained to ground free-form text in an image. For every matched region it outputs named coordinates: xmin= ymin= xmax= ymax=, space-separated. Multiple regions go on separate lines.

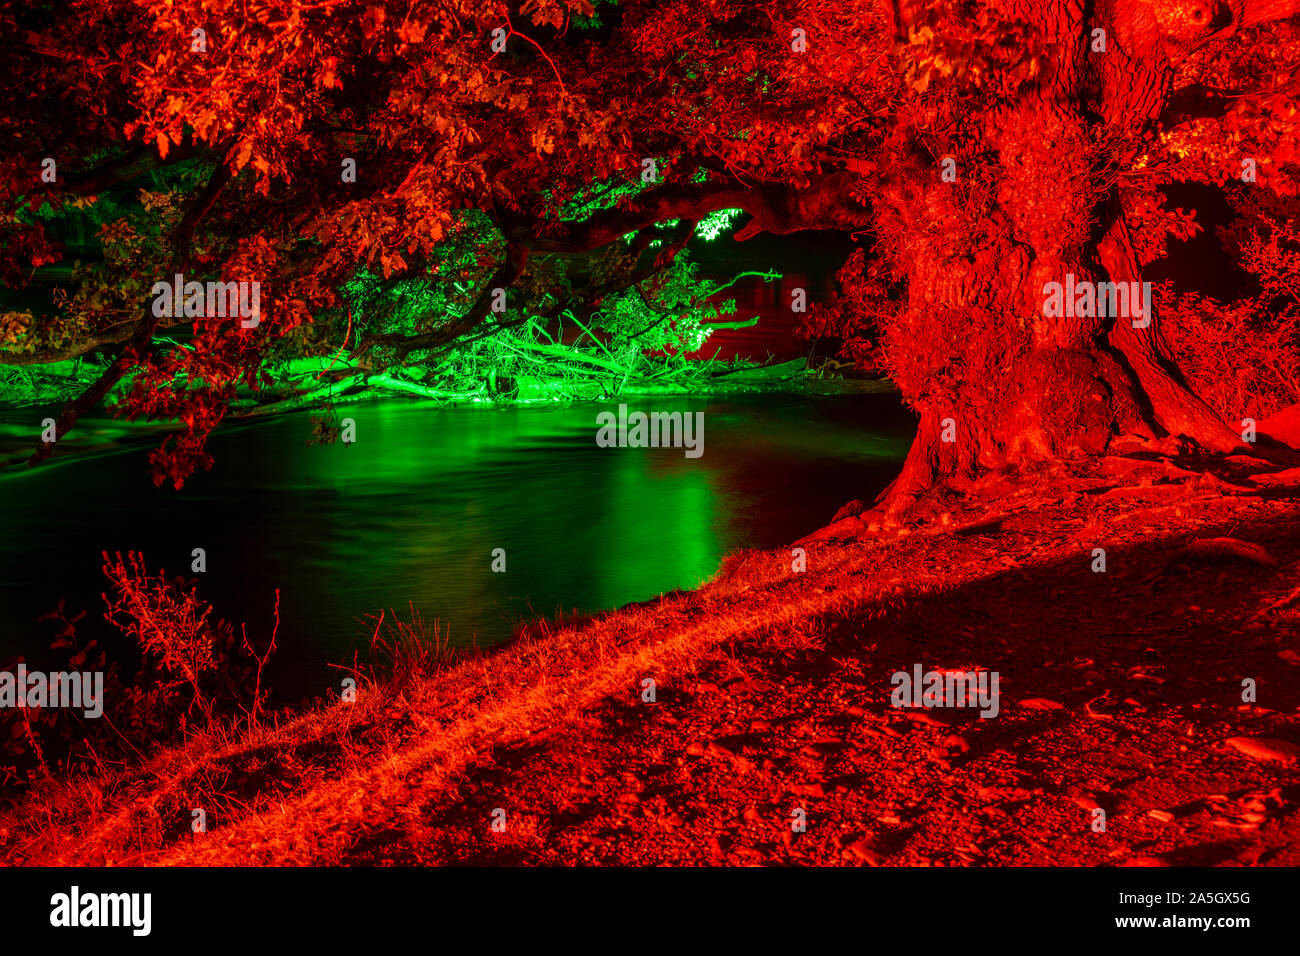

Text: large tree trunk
xmin=865 ymin=0 xmax=1264 ymax=516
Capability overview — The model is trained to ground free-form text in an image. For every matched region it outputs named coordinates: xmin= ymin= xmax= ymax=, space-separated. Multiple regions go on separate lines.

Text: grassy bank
xmin=4 ymin=452 xmax=1300 ymax=865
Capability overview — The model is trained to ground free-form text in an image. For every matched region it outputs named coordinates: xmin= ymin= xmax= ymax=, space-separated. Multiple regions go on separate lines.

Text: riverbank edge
xmin=0 ymin=371 xmax=897 ymax=475
xmin=3 ymin=453 xmax=1299 ymax=865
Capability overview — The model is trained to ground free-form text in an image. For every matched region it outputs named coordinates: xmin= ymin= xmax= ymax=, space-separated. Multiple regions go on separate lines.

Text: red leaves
xmin=396 ymin=19 xmax=428 ymax=46
xmin=8 ymin=0 xmax=1293 ymax=492
xmin=360 ymin=4 xmax=386 ymax=42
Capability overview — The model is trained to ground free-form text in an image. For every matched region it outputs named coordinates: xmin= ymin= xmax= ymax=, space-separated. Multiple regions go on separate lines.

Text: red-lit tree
xmin=2 ymin=0 xmax=1298 ymax=508
xmin=811 ymin=0 xmax=1300 ymax=510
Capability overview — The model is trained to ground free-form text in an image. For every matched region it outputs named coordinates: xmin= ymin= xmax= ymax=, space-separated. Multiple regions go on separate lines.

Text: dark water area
xmin=0 ymin=392 xmax=912 ymax=702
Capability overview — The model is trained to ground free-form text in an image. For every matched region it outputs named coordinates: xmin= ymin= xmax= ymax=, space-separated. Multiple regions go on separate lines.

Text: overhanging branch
xmin=523 ymin=171 xmax=866 ymax=253
xmin=27 ymin=154 xmax=235 ymax=467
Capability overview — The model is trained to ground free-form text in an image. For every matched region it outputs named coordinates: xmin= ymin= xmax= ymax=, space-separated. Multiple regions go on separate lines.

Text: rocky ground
xmin=352 ymin=462 xmax=1300 ymax=866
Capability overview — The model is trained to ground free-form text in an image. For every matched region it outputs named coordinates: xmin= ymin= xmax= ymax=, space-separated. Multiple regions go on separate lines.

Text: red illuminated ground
xmin=5 ymin=452 xmax=1300 ymax=866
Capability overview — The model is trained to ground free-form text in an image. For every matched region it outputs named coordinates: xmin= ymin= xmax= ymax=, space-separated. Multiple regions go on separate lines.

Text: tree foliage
xmin=2 ymin=0 xmax=1299 ymax=492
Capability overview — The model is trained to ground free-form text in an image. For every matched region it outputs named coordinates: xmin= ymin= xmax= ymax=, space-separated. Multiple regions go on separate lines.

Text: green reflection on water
xmin=0 ymin=393 xmax=910 ymax=699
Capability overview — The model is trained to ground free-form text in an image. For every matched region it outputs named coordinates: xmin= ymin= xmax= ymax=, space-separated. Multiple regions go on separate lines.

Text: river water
xmin=0 ymin=392 xmax=911 ymax=701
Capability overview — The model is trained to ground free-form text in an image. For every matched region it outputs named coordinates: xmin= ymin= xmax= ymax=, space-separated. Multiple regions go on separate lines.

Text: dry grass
xmin=4 ymin=458 xmax=1297 ymax=865
xmin=0 ymin=528 xmax=889 ymax=864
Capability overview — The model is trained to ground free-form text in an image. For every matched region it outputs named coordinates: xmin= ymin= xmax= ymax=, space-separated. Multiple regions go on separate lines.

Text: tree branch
xmin=524 ymin=171 xmax=865 ymax=253
xmin=27 ymin=156 xmax=234 ymax=467
xmin=1237 ymin=0 xmax=1300 ymax=28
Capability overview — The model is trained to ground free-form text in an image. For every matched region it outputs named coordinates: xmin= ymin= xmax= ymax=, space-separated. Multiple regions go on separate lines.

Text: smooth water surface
xmin=0 ymin=393 xmax=912 ymax=699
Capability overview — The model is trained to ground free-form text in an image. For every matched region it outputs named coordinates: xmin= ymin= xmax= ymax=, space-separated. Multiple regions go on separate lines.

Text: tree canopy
xmin=2 ymin=0 xmax=1299 ymax=500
